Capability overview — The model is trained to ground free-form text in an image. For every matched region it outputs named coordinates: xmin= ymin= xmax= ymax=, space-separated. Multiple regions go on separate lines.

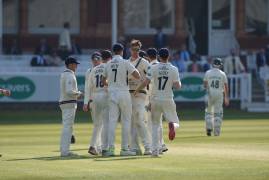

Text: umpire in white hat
xmin=59 ymin=56 xmax=83 ymax=157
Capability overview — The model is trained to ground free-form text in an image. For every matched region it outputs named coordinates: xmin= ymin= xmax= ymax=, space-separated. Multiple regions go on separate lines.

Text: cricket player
xmin=103 ymin=43 xmax=140 ymax=156
xmin=0 ymin=88 xmax=11 ymax=96
xmin=128 ymin=40 xmax=151 ymax=155
xmin=135 ymin=48 xmax=181 ymax=157
xmin=71 ymin=52 xmax=101 ymax=146
xmin=146 ymin=48 xmax=168 ymax=153
xmin=83 ymin=51 xmax=111 ymax=155
xmin=204 ymin=58 xmax=229 ymax=136
xmin=59 ymin=56 xmax=83 ymax=157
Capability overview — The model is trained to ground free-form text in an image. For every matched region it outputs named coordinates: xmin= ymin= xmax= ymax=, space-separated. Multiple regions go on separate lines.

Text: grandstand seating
xmin=0 ymin=55 xmax=92 ymax=73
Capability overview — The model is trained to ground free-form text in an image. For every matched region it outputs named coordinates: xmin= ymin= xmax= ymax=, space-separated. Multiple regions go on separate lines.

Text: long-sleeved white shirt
xmin=59 ymin=69 xmax=82 ymax=108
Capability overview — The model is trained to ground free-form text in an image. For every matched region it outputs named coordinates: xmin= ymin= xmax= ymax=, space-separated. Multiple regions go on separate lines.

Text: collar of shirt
xmin=160 ymin=62 xmax=169 ymax=65
xmin=64 ymin=68 xmax=75 ymax=74
xmin=113 ymin=55 xmax=123 ymax=59
xmin=150 ymin=59 xmax=158 ymax=65
xmin=129 ymin=56 xmax=140 ymax=62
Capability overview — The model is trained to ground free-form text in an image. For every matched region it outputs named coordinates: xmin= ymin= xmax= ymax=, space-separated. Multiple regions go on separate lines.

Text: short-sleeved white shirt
xmin=204 ymin=68 xmax=228 ymax=96
xmin=89 ymin=63 xmax=106 ymax=93
xmin=146 ymin=62 xmax=180 ymax=100
xmin=104 ymin=55 xmax=136 ymax=91
xmin=148 ymin=59 xmax=159 ymax=96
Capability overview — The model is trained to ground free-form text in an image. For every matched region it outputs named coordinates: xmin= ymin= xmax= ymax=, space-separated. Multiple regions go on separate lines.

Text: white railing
xmin=227 ymin=74 xmax=252 ymax=109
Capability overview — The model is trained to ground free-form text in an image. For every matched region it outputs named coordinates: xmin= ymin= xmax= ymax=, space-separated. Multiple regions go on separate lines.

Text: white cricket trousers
xmin=107 ymin=90 xmax=132 ymax=150
xmin=205 ymin=94 xmax=223 ymax=136
xmin=130 ymin=93 xmax=150 ymax=151
xmin=60 ymin=107 xmax=76 ymax=156
xmin=151 ymin=98 xmax=179 ymax=152
xmin=147 ymin=111 xmax=165 ymax=149
xmin=90 ymin=92 xmax=109 ymax=150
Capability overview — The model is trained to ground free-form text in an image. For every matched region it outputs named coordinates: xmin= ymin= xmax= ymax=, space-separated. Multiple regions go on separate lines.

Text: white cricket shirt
xmin=146 ymin=62 xmax=180 ymax=100
xmin=104 ymin=55 xmax=136 ymax=91
xmin=128 ymin=57 xmax=149 ymax=91
xmin=204 ymin=68 xmax=228 ymax=96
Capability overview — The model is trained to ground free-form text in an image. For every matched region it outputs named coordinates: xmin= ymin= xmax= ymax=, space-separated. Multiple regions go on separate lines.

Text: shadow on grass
xmin=52 ymin=148 xmax=88 ymax=152
xmin=6 ymin=155 xmax=151 ymax=162
xmin=178 ymin=136 xmax=208 ymax=139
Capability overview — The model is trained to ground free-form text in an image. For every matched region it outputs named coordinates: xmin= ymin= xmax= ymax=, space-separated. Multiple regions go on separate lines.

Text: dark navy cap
xmin=112 ymin=43 xmax=124 ymax=52
xmin=158 ymin=48 xmax=169 ymax=58
xmin=65 ymin=56 xmax=80 ymax=66
xmin=101 ymin=50 xmax=112 ymax=59
xmin=139 ymin=50 xmax=147 ymax=58
xmin=147 ymin=48 xmax=157 ymax=57
xmin=91 ymin=51 xmax=102 ymax=61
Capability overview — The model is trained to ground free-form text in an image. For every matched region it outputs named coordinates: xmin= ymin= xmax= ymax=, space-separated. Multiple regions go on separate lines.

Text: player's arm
xmin=173 ymin=81 xmax=181 ymax=90
xmin=65 ymin=75 xmax=82 ymax=97
xmin=143 ymin=60 xmax=150 ymax=77
xmin=101 ymin=64 xmax=108 ymax=86
xmin=87 ymin=74 xmax=95 ymax=111
xmin=203 ymin=80 xmax=208 ymax=89
xmin=131 ymin=69 xmax=140 ymax=80
xmin=126 ymin=61 xmax=141 ymax=80
xmin=134 ymin=78 xmax=151 ymax=96
xmin=172 ymin=68 xmax=182 ymax=90
xmin=203 ymin=72 xmax=209 ymax=90
xmin=134 ymin=65 xmax=151 ymax=95
xmin=223 ymin=74 xmax=229 ymax=106
xmin=83 ymin=70 xmax=92 ymax=112
xmin=0 ymin=88 xmax=11 ymax=96
xmin=224 ymin=82 xmax=229 ymax=106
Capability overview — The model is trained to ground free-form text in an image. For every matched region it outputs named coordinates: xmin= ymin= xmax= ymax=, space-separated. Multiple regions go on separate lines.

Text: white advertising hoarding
xmin=0 ymin=72 xmax=207 ymax=102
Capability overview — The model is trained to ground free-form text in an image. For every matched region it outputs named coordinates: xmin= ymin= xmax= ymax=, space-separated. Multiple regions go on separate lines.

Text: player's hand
xmin=83 ymin=104 xmax=89 ymax=112
xmin=224 ymin=97 xmax=229 ymax=106
xmin=2 ymin=90 xmax=11 ymax=96
xmin=78 ymin=92 xmax=84 ymax=99
xmin=145 ymin=103 xmax=151 ymax=112
xmin=133 ymin=90 xmax=138 ymax=97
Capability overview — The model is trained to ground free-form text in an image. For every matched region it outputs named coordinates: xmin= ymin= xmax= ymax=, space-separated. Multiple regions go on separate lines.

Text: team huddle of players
xmin=58 ymin=39 xmax=229 ymax=157
xmin=0 ymin=39 xmax=229 ymax=158
xmin=82 ymin=40 xmax=181 ymax=157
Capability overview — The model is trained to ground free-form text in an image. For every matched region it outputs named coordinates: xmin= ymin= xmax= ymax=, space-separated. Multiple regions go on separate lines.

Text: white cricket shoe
xmin=120 ymin=149 xmax=136 ymax=156
xmin=131 ymin=149 xmax=142 ymax=155
xmin=60 ymin=152 xmax=79 ymax=157
xmin=151 ymin=150 xmax=159 ymax=157
xmin=159 ymin=149 xmax=163 ymax=155
xmin=161 ymin=144 xmax=168 ymax=152
xmin=144 ymin=149 xmax=152 ymax=155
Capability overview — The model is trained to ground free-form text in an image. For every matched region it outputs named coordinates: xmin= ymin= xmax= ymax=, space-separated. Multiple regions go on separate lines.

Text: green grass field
xmin=0 ymin=109 xmax=269 ymax=180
